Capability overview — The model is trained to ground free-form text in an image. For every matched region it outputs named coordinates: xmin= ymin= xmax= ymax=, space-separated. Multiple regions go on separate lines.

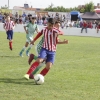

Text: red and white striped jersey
xmin=4 ymin=21 xmax=15 ymax=30
xmin=40 ymin=27 xmax=63 ymax=51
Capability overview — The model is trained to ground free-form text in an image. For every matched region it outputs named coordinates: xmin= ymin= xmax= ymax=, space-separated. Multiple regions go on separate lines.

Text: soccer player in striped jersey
xmin=24 ymin=18 xmax=68 ymax=80
xmin=19 ymin=17 xmax=39 ymax=57
xmin=3 ymin=15 xmax=15 ymax=50
xmin=28 ymin=20 xmax=68 ymax=79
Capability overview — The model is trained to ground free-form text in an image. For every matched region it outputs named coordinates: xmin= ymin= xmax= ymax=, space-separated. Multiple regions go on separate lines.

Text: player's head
xmin=47 ymin=18 xmax=54 ymax=30
xmin=30 ymin=17 xmax=36 ymax=23
xmin=54 ymin=20 xmax=61 ymax=29
xmin=6 ymin=15 xmax=10 ymax=21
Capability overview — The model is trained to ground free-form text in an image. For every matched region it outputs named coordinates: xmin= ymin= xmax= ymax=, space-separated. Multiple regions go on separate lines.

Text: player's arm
xmin=57 ymin=30 xmax=64 ymax=35
xmin=12 ymin=21 xmax=15 ymax=30
xmin=31 ymin=30 xmax=43 ymax=44
xmin=3 ymin=23 xmax=8 ymax=31
xmin=24 ymin=24 xmax=28 ymax=34
xmin=57 ymin=38 xmax=68 ymax=44
xmin=35 ymin=25 xmax=39 ymax=33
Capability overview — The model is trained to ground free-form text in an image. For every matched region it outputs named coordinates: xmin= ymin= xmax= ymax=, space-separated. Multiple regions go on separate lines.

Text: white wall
xmin=0 ymin=23 xmax=100 ymax=37
xmin=60 ymin=27 xmax=100 ymax=37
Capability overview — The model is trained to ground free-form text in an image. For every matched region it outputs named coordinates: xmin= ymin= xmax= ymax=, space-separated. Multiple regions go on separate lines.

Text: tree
xmin=44 ymin=1 xmax=95 ymax=12
xmin=84 ymin=1 xmax=94 ymax=12
xmin=80 ymin=8 xmax=85 ymax=13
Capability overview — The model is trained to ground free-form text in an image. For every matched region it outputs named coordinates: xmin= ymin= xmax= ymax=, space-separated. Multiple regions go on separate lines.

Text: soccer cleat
xmin=26 ymin=51 xmax=30 ymax=56
xmin=28 ymin=54 xmax=34 ymax=65
xmin=29 ymin=74 xmax=34 ymax=79
xmin=19 ymin=52 xmax=23 ymax=57
xmin=24 ymin=74 xmax=29 ymax=80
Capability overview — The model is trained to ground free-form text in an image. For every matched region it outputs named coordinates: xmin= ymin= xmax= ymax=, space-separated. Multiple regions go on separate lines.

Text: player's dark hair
xmin=29 ymin=17 xmax=36 ymax=23
xmin=48 ymin=18 xmax=54 ymax=24
xmin=32 ymin=17 xmax=36 ymax=19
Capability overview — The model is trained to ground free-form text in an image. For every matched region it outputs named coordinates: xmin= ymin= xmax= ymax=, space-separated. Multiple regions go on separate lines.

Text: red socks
xmin=9 ymin=41 xmax=12 ymax=50
xmin=40 ymin=68 xmax=49 ymax=76
xmin=27 ymin=61 xmax=39 ymax=75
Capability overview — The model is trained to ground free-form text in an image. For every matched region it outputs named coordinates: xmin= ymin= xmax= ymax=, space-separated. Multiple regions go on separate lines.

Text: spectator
xmin=81 ymin=20 xmax=88 ymax=33
xmin=97 ymin=22 xmax=100 ymax=33
xmin=0 ymin=13 xmax=3 ymax=23
xmin=88 ymin=21 xmax=93 ymax=29
xmin=22 ymin=12 xmax=26 ymax=17
xmin=92 ymin=22 xmax=96 ymax=29
xmin=22 ymin=16 xmax=25 ymax=24
xmin=15 ymin=12 xmax=19 ymax=24
xmin=94 ymin=20 xmax=98 ymax=29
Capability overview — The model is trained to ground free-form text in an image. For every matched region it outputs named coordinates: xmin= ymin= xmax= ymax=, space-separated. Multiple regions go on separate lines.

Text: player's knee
xmin=36 ymin=58 xmax=44 ymax=63
xmin=46 ymin=62 xmax=52 ymax=70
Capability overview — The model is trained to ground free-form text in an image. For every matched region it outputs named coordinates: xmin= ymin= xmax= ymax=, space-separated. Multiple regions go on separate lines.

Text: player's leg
xmin=28 ymin=53 xmax=38 ymax=65
xmin=24 ymin=48 xmax=47 ymax=80
xmin=29 ymin=61 xmax=45 ymax=79
xmin=26 ymin=36 xmax=34 ymax=56
xmin=6 ymin=30 xmax=12 ymax=50
xmin=24 ymin=58 xmax=44 ymax=80
xmin=26 ymin=44 xmax=33 ymax=56
xmin=9 ymin=30 xmax=13 ymax=50
xmin=28 ymin=44 xmax=41 ymax=65
xmin=40 ymin=51 xmax=55 ymax=76
xmin=29 ymin=45 xmax=45 ymax=78
xmin=19 ymin=42 xmax=29 ymax=57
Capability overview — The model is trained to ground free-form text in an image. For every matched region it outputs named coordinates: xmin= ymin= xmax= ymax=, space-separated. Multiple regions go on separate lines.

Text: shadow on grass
xmin=0 ymin=78 xmax=37 ymax=85
xmin=0 ymin=56 xmax=20 ymax=58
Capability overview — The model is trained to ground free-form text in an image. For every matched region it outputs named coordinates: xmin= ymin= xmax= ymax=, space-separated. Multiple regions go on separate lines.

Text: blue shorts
xmin=6 ymin=30 xmax=13 ymax=40
xmin=38 ymin=48 xmax=56 ymax=64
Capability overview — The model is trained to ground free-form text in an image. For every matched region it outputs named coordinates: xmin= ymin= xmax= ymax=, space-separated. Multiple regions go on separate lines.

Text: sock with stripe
xmin=27 ymin=61 xmax=40 ymax=75
xmin=20 ymin=46 xmax=26 ymax=54
xmin=32 ymin=62 xmax=45 ymax=75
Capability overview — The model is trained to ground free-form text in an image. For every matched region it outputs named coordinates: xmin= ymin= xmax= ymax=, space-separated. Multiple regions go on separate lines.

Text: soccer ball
xmin=34 ymin=74 xmax=44 ymax=85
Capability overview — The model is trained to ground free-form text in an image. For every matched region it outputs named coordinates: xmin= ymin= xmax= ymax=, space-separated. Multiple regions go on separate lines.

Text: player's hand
xmin=5 ymin=29 xmax=8 ymax=31
xmin=64 ymin=39 xmax=68 ymax=44
xmin=12 ymin=27 xmax=14 ymax=30
xmin=26 ymin=30 xmax=28 ymax=34
xmin=31 ymin=40 xmax=35 ymax=45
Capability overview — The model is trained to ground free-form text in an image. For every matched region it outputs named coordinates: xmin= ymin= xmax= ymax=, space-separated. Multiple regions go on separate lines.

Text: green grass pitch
xmin=0 ymin=31 xmax=100 ymax=100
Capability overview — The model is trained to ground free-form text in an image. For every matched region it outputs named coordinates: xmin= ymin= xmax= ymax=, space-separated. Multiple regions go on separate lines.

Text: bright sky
xmin=0 ymin=0 xmax=100 ymax=9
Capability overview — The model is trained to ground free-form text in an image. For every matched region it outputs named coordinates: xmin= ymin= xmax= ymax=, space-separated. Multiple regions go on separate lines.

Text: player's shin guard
xmin=27 ymin=61 xmax=39 ymax=75
xmin=9 ymin=41 xmax=12 ymax=47
xmin=20 ymin=47 xmax=26 ymax=54
xmin=40 ymin=68 xmax=49 ymax=76
xmin=9 ymin=41 xmax=12 ymax=50
xmin=26 ymin=44 xmax=33 ymax=52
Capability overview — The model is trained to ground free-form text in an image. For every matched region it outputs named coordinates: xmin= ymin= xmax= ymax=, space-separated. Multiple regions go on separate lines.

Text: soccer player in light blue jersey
xmin=19 ymin=17 xmax=39 ymax=57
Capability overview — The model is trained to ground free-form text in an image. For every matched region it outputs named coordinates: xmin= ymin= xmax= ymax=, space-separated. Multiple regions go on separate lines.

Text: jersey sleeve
xmin=34 ymin=29 xmax=43 ymax=41
xmin=12 ymin=21 xmax=15 ymax=26
xmin=35 ymin=24 xmax=39 ymax=31
xmin=25 ymin=23 xmax=29 ymax=27
xmin=58 ymin=30 xmax=63 ymax=35
xmin=56 ymin=29 xmax=63 ymax=35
